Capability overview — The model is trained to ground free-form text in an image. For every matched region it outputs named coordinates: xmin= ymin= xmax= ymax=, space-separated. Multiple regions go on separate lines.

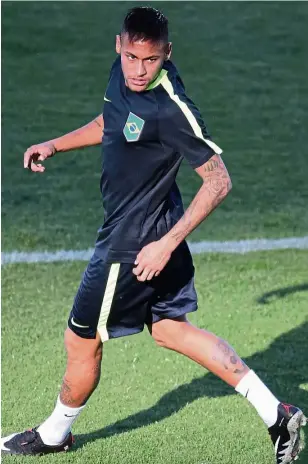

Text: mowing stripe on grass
xmin=2 ymin=236 xmax=308 ymax=265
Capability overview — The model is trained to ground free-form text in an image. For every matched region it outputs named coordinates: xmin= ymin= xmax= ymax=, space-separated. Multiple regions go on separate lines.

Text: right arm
xmin=50 ymin=114 xmax=104 ymax=153
xmin=24 ymin=114 xmax=104 ymax=172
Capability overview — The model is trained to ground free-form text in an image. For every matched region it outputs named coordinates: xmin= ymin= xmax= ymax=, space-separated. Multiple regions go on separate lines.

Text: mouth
xmin=129 ymin=78 xmax=148 ymax=87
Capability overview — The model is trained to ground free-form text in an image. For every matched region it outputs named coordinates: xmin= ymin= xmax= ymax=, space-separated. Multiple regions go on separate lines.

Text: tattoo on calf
xmin=60 ymin=377 xmax=75 ymax=405
xmin=92 ymin=359 xmax=101 ymax=383
xmin=59 ymin=357 xmax=102 ymax=405
xmin=212 ymin=340 xmax=247 ymax=375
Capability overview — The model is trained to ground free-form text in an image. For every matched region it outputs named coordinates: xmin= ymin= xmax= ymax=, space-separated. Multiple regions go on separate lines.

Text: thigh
xmin=149 ymin=241 xmax=198 ymax=323
xmin=68 ymin=253 xmax=113 ymax=339
xmin=68 ymin=253 xmax=155 ymax=342
xmin=105 ymin=262 xmax=154 ymax=340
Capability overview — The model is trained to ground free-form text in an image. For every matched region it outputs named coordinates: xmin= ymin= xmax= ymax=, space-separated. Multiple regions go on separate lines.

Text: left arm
xmin=164 ymin=154 xmax=232 ymax=248
xmin=133 ymin=154 xmax=232 ymax=281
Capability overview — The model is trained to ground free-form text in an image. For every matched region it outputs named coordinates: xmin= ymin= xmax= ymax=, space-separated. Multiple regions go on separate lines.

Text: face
xmin=116 ymin=33 xmax=172 ymax=92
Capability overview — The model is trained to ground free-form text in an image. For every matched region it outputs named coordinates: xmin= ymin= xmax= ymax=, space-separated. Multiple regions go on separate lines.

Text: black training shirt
xmin=95 ymin=57 xmax=222 ymax=263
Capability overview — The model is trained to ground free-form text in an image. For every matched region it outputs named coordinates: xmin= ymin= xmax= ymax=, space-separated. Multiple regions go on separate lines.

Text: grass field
xmin=1 ymin=2 xmax=308 ymax=464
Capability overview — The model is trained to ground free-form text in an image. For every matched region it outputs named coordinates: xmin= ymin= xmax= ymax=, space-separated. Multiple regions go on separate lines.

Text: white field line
xmin=2 ymin=237 xmax=308 ymax=265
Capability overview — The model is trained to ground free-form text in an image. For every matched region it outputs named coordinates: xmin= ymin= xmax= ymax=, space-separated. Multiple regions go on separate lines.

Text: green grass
xmin=2 ymin=2 xmax=308 ymax=464
xmin=2 ymin=250 xmax=308 ymax=464
xmin=2 ymin=1 xmax=308 ymax=251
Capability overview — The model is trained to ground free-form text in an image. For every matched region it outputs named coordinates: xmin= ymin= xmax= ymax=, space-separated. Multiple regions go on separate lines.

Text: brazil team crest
xmin=123 ymin=112 xmax=145 ymax=142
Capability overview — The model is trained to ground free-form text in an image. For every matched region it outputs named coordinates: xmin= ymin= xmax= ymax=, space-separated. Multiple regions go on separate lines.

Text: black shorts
xmin=68 ymin=242 xmax=197 ymax=342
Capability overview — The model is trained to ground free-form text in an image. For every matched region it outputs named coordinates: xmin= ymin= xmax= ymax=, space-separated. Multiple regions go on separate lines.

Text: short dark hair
xmin=121 ymin=6 xmax=168 ymax=44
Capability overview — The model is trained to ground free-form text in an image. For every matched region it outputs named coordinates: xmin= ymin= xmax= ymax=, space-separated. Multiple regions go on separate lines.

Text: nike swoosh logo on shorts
xmin=71 ymin=317 xmax=90 ymax=329
xmin=104 ymin=96 xmax=112 ymax=102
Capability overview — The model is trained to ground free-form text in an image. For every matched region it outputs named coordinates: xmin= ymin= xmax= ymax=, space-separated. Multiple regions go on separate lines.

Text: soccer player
xmin=2 ymin=7 xmax=306 ymax=463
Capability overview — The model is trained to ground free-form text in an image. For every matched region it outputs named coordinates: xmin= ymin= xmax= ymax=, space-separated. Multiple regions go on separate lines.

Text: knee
xmin=64 ymin=328 xmax=103 ymax=363
xmin=151 ymin=324 xmax=168 ymax=348
xmin=151 ymin=316 xmax=187 ymax=350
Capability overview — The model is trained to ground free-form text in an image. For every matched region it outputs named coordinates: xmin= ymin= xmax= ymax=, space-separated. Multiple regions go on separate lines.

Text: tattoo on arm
xmin=202 ymin=155 xmax=232 ymax=198
xmin=94 ymin=118 xmax=102 ymax=128
xmin=212 ymin=340 xmax=247 ymax=375
xmin=170 ymin=155 xmax=232 ymax=244
xmin=203 ymin=158 xmax=220 ymax=172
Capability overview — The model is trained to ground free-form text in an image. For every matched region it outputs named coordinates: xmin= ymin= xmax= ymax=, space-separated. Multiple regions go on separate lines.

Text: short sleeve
xmin=159 ymin=79 xmax=223 ymax=169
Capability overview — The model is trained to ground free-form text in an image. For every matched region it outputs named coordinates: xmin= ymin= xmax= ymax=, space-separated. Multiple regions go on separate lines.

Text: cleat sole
xmin=279 ymin=411 xmax=306 ymax=464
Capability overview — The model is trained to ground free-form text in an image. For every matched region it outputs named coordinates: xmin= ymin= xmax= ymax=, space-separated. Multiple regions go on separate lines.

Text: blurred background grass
xmin=2 ymin=1 xmax=308 ymax=251
xmin=2 ymin=3 xmax=308 ymax=464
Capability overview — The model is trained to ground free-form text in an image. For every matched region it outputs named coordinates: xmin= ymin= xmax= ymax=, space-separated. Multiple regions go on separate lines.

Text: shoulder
xmin=157 ymin=61 xmax=199 ymax=119
xmin=158 ymin=61 xmax=197 ymax=111
xmin=159 ymin=60 xmax=185 ymax=103
xmin=163 ymin=60 xmax=185 ymax=90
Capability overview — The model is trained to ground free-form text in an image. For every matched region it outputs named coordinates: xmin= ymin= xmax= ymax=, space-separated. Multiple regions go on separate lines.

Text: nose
xmin=136 ymin=60 xmax=146 ymax=77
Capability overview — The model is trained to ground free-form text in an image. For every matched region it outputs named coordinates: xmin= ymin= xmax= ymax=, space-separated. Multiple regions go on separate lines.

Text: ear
xmin=116 ymin=35 xmax=121 ymax=54
xmin=165 ymin=42 xmax=172 ymax=60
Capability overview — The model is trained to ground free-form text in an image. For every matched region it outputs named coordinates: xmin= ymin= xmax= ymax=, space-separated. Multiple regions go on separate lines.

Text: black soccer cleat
xmin=268 ymin=403 xmax=306 ymax=463
xmin=1 ymin=427 xmax=74 ymax=455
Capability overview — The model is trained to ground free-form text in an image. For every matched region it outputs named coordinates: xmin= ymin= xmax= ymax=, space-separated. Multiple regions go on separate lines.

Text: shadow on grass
xmin=76 ymin=320 xmax=308 ymax=457
xmin=257 ymin=283 xmax=308 ymax=305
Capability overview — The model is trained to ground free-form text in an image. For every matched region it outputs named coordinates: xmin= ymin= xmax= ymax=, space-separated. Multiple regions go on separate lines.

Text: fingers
xmin=23 ymin=145 xmax=49 ymax=171
xmin=28 ymin=160 xmax=45 ymax=172
xmin=132 ymin=263 xmax=147 ymax=279
xmin=146 ymin=270 xmax=156 ymax=281
xmin=133 ymin=265 xmax=160 ymax=282
xmin=132 ymin=263 xmax=143 ymax=276
xmin=30 ymin=162 xmax=45 ymax=173
xmin=24 ymin=148 xmax=34 ymax=168
xmin=136 ymin=267 xmax=151 ymax=282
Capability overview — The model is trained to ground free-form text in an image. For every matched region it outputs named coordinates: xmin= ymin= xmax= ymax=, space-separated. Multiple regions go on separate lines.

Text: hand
xmin=23 ymin=142 xmax=56 ymax=172
xmin=132 ymin=238 xmax=174 ymax=282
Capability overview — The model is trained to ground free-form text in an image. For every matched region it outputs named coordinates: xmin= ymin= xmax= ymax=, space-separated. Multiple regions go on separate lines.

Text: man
xmin=1 ymin=7 xmax=306 ymax=463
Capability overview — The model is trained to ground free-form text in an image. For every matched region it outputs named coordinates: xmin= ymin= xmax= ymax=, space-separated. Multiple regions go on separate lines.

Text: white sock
xmin=235 ymin=370 xmax=280 ymax=427
xmin=37 ymin=396 xmax=86 ymax=445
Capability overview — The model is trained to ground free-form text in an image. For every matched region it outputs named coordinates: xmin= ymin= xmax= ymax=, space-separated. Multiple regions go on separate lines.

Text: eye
xmin=127 ymin=55 xmax=135 ymax=61
xmin=148 ymin=58 xmax=157 ymax=63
